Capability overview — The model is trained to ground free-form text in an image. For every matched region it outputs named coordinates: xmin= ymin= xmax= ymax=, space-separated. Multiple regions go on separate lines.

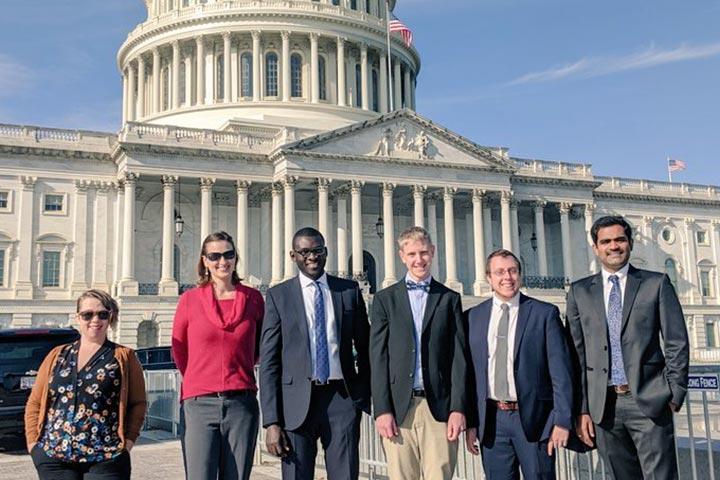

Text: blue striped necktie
xmin=313 ymin=281 xmax=329 ymax=383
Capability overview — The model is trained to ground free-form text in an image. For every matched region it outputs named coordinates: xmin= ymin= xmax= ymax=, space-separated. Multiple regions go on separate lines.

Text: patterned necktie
xmin=494 ymin=303 xmax=510 ymax=401
xmin=313 ymin=281 xmax=330 ymax=383
xmin=406 ymin=280 xmax=430 ymax=292
xmin=607 ymin=275 xmax=628 ymax=385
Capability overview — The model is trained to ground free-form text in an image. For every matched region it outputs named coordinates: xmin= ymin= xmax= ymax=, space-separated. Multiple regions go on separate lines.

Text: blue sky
xmin=1 ymin=0 xmax=718 ymax=185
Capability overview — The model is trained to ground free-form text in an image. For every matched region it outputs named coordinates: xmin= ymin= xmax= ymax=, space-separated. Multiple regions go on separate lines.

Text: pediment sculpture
xmin=373 ymin=123 xmax=435 ymax=160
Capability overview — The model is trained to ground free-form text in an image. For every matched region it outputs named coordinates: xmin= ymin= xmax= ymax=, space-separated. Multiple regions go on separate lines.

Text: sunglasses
xmin=205 ymin=250 xmax=236 ymax=262
xmin=78 ymin=310 xmax=112 ymax=322
xmin=293 ymin=246 xmax=327 ymax=259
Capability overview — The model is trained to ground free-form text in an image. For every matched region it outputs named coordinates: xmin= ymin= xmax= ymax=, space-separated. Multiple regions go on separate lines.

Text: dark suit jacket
xmin=259 ymin=275 xmax=371 ymax=431
xmin=370 ymin=278 xmax=468 ymax=425
xmin=465 ymin=294 xmax=573 ymax=443
xmin=566 ymin=264 xmax=689 ymax=422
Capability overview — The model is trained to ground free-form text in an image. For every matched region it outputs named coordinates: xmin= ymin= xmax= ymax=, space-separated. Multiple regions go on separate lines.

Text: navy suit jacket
xmin=259 ymin=275 xmax=371 ymax=431
xmin=466 ymin=294 xmax=573 ymax=443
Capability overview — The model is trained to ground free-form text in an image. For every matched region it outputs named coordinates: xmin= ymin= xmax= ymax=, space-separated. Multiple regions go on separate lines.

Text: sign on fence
xmin=688 ymin=373 xmax=719 ymax=391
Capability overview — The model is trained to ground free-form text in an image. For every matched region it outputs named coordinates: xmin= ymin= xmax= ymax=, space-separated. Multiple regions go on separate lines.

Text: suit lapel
xmin=589 ymin=273 xmax=606 ymax=331
xmin=513 ymin=294 xmax=531 ymax=361
xmin=289 ymin=277 xmax=312 ymax=356
xmin=421 ymin=280 xmax=441 ymax=333
xmin=477 ymin=300 xmax=492 ymax=374
xmin=621 ymin=265 xmax=641 ymax=334
xmin=327 ymin=275 xmax=344 ymax=336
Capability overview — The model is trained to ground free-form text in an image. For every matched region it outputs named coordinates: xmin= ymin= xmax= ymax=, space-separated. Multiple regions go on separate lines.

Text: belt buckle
xmin=612 ymin=384 xmax=630 ymax=395
xmin=311 ymin=379 xmax=329 ymax=386
xmin=495 ymin=400 xmax=518 ymax=411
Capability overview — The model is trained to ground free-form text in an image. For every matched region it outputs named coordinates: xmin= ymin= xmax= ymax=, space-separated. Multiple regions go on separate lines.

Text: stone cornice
xmin=112 ymin=141 xmax=270 ymax=164
xmin=511 ymin=174 xmax=602 ymax=189
xmin=0 ymin=145 xmax=112 ymax=162
xmin=592 ymin=190 xmax=720 ymax=207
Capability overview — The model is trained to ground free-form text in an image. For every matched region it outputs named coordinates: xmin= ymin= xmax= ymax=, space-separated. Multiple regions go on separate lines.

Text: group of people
xmin=23 ymin=214 xmax=689 ymax=480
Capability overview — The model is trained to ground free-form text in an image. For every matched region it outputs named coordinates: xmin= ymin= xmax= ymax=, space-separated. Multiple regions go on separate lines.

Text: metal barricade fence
xmin=142 ymin=370 xmax=719 ymax=480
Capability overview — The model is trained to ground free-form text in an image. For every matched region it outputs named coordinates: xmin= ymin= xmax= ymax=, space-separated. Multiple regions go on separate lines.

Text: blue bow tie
xmin=406 ymin=280 xmax=430 ymax=292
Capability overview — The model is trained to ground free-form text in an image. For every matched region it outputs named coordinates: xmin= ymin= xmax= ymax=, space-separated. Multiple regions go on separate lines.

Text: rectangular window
xmin=44 ymin=194 xmax=64 ymax=212
xmin=42 ymin=251 xmax=61 ymax=287
xmin=707 ymin=322 xmax=718 ymax=348
xmin=700 ymin=270 xmax=712 ymax=297
xmin=0 ymin=191 xmax=8 ymax=209
xmin=696 ymin=230 xmax=708 ymax=245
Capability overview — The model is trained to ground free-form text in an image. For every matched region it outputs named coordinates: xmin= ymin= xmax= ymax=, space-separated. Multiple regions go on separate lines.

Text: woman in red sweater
xmin=172 ymin=231 xmax=264 ymax=480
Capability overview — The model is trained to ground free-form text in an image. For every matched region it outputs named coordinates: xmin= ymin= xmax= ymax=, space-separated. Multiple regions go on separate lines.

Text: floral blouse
xmin=36 ymin=339 xmax=123 ymax=463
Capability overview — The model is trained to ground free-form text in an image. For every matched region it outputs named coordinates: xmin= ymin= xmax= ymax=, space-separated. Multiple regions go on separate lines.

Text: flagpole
xmin=385 ymin=0 xmax=394 ymax=111
xmin=667 ymin=156 xmax=673 ymax=183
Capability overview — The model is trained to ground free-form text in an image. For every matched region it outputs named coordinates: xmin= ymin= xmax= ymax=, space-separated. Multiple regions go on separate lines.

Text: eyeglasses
xmin=491 ymin=267 xmax=520 ymax=277
xmin=78 ymin=310 xmax=112 ymax=322
xmin=205 ymin=250 xmax=236 ymax=262
xmin=293 ymin=246 xmax=327 ymax=258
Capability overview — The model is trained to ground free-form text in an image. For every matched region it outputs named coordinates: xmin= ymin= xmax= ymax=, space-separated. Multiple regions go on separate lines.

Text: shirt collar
xmin=601 ymin=263 xmax=630 ymax=284
xmin=405 ymin=272 xmax=432 ymax=285
xmin=299 ymin=271 xmax=328 ymax=288
xmin=492 ymin=292 xmax=520 ymax=309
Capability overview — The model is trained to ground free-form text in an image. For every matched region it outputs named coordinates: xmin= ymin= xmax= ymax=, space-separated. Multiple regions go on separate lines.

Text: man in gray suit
xmin=567 ymin=215 xmax=689 ymax=479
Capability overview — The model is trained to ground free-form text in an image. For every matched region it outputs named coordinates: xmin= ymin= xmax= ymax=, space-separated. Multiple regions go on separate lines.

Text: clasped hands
xmin=375 ymin=411 xmax=466 ymax=441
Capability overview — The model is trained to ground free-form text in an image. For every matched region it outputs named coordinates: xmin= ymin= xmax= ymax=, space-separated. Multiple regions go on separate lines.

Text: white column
xmin=500 ymin=191 xmax=512 ymax=250
xmin=379 ymin=52 xmax=388 ymax=114
xmin=252 ymin=31 xmax=261 ymax=102
xmin=71 ymin=180 xmax=90 ymax=296
xmin=92 ymin=182 xmax=111 ymax=292
xmin=281 ymin=31 xmax=291 ymax=102
xmin=119 ymin=173 xmax=139 ymax=296
xmin=336 ymin=189 xmax=349 ymax=277
xmin=483 ymin=200 xmax=493 ymax=254
xmin=413 ymin=185 xmax=425 ymax=228
xmin=360 ymin=44 xmax=369 ymax=110
xmin=195 ymin=36 xmax=205 ymax=105
xmin=443 ymin=187 xmax=462 ymax=293
xmin=137 ymin=55 xmax=146 ymax=118
xmin=270 ymin=184 xmax=283 ymax=285
xmin=350 ymin=181 xmax=364 ymax=278
xmin=183 ymin=53 xmax=192 ymax=106
xmin=283 ymin=176 xmax=297 ymax=280
xmin=336 ymin=37 xmax=346 ymax=107
xmin=510 ymin=199 xmax=520 ymax=254
xmin=159 ymin=175 xmax=178 ymax=296
xmin=533 ymin=201 xmax=548 ymax=276
xmin=684 ymin=218 xmax=698 ymax=303
xmin=260 ymin=190 xmax=271 ymax=283
xmin=112 ymin=183 xmax=124 ymax=294
xmin=403 ymin=66 xmax=411 ymax=110
xmin=152 ymin=48 xmax=161 ymax=113
xmin=122 ymin=73 xmax=128 ymax=124
xmin=172 ymin=41 xmax=181 ymax=109
xmin=427 ymin=195 xmax=440 ymax=278
xmin=127 ymin=62 xmax=136 ymax=121
xmin=585 ymin=203 xmax=597 ymax=274
xmin=393 ymin=59 xmax=402 ymax=110
xmin=310 ymin=33 xmax=320 ymax=104
xmin=200 ymin=177 xmax=215 ymax=247
xmin=236 ymin=180 xmax=250 ymax=279
xmin=15 ymin=176 xmax=36 ymax=298
xmin=472 ymin=189 xmax=487 ymax=295
xmin=712 ymin=221 xmax=720 ymax=304
xmin=382 ymin=183 xmax=396 ymax=288
xmin=223 ymin=32 xmax=232 ymax=103
xmin=317 ymin=178 xmax=331 ymax=240
xmin=559 ymin=202 xmax=573 ymax=281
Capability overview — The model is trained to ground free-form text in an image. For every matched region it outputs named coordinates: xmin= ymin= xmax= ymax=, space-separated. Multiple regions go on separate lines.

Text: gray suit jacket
xmin=566 ymin=264 xmax=689 ymax=421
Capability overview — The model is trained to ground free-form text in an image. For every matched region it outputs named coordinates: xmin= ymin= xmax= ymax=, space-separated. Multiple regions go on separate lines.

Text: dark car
xmin=136 ymin=346 xmax=176 ymax=370
xmin=0 ymin=328 xmax=80 ymax=436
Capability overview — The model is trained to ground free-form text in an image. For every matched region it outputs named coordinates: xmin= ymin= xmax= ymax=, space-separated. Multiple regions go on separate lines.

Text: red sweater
xmin=172 ymin=283 xmax=264 ymax=400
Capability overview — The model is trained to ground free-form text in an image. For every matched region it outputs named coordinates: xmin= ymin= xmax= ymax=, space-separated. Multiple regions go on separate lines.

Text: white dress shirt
xmin=298 ymin=271 xmax=342 ymax=380
xmin=487 ymin=292 xmax=520 ymax=401
xmin=601 ymin=263 xmax=629 ymax=316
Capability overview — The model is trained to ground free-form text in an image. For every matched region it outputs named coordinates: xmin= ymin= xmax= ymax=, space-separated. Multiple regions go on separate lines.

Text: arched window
xmin=355 ymin=63 xmax=362 ymax=107
xmin=665 ymin=258 xmax=678 ymax=291
xmin=265 ymin=52 xmax=278 ymax=97
xmin=318 ymin=56 xmax=327 ymax=101
xmin=179 ymin=61 xmax=186 ymax=105
xmin=137 ymin=320 xmax=159 ymax=349
xmin=216 ymin=53 xmax=224 ymax=101
xmin=371 ymin=69 xmax=379 ymax=112
xmin=291 ymin=53 xmax=303 ymax=98
xmin=331 ymin=0 xmax=339 ymax=5
xmin=240 ymin=52 xmax=253 ymax=97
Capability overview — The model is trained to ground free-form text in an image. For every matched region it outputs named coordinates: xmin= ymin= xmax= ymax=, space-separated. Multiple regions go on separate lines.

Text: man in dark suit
xmin=370 ymin=226 xmax=467 ymax=480
xmin=259 ymin=227 xmax=370 ymax=480
xmin=567 ymin=215 xmax=689 ymax=479
xmin=464 ymin=249 xmax=573 ymax=479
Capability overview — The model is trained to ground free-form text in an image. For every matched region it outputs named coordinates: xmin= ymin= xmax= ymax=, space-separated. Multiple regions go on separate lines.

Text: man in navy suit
xmin=259 ymin=227 xmax=371 ymax=480
xmin=465 ymin=249 xmax=573 ymax=479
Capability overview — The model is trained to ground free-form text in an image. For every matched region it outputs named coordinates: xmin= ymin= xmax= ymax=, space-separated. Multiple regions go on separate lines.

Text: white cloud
xmin=0 ymin=54 xmax=33 ymax=97
xmin=508 ymin=42 xmax=720 ymax=85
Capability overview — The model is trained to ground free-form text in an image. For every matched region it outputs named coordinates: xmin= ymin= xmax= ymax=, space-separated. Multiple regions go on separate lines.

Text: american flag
xmin=668 ymin=158 xmax=687 ymax=172
xmin=389 ymin=17 xmax=413 ymax=47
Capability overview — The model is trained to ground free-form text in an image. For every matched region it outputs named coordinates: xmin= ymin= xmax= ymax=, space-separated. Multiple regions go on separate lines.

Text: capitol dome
xmin=118 ymin=0 xmax=420 ymax=132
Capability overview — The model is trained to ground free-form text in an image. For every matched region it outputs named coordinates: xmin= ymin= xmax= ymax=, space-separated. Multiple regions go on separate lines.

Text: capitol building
xmin=1 ymin=0 xmax=719 ymax=363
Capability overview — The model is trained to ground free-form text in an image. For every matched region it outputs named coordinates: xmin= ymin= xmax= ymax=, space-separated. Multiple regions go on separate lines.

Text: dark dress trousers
xmin=567 ymin=264 xmax=689 ymax=480
xmin=466 ymin=295 xmax=573 ymax=479
xmin=259 ymin=275 xmax=371 ymax=480
xmin=370 ymin=279 xmax=468 ymax=425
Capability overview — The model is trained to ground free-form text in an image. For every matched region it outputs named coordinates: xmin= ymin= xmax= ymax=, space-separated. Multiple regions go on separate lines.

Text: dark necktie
xmin=313 ymin=281 xmax=329 ymax=383
xmin=406 ymin=280 xmax=430 ymax=292
xmin=494 ymin=303 xmax=510 ymax=400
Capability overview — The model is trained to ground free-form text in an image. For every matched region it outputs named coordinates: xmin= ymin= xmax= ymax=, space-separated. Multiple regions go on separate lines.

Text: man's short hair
xmin=590 ymin=216 xmax=633 ymax=246
xmin=397 ymin=226 xmax=433 ymax=250
xmin=292 ymin=227 xmax=325 ymax=250
xmin=485 ymin=249 xmax=522 ymax=276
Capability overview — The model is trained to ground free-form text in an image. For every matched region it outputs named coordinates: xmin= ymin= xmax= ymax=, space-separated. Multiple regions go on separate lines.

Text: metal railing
xmin=142 ymin=370 xmax=719 ymax=479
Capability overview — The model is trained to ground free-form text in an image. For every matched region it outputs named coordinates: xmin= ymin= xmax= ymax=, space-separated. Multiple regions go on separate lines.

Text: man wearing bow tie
xmin=370 ymin=226 xmax=468 ymax=480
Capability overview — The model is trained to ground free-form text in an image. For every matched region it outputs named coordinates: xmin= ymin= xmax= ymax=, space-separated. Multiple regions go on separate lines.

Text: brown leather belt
xmin=609 ymin=384 xmax=631 ymax=395
xmin=491 ymin=400 xmax=519 ymax=411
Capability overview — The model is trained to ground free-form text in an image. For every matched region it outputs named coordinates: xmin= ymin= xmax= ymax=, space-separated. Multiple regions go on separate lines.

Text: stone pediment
xmin=280 ymin=109 xmax=516 ymax=172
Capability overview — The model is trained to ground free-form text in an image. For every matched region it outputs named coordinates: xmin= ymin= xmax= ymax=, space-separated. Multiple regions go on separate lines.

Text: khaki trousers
xmin=382 ymin=397 xmax=458 ymax=480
